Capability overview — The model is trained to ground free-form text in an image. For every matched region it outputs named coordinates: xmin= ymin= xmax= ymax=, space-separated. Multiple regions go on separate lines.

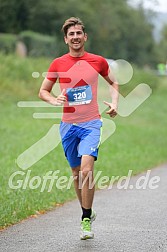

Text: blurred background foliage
xmin=0 ymin=0 xmax=167 ymax=66
xmin=0 ymin=0 xmax=167 ymax=227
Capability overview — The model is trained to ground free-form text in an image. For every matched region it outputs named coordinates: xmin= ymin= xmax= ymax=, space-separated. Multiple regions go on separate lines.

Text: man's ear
xmin=64 ymin=36 xmax=68 ymax=44
xmin=84 ymin=33 xmax=88 ymax=42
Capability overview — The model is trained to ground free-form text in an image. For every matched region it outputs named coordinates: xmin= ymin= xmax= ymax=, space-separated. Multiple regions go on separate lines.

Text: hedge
xmin=19 ymin=31 xmax=57 ymax=57
xmin=0 ymin=31 xmax=58 ymax=57
xmin=0 ymin=33 xmax=17 ymax=54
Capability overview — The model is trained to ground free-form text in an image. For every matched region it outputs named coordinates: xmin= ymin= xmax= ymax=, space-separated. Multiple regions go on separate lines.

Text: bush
xmin=0 ymin=33 xmax=17 ymax=54
xmin=19 ymin=31 xmax=57 ymax=57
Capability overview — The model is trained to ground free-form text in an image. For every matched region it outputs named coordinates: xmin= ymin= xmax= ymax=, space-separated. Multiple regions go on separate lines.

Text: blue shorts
xmin=59 ymin=119 xmax=103 ymax=168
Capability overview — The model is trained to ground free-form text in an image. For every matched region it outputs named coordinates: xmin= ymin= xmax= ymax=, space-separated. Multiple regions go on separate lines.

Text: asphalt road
xmin=0 ymin=163 xmax=167 ymax=252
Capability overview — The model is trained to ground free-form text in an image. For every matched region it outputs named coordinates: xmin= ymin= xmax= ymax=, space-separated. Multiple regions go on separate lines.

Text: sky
xmin=143 ymin=0 xmax=167 ymax=12
xmin=129 ymin=0 xmax=167 ymax=13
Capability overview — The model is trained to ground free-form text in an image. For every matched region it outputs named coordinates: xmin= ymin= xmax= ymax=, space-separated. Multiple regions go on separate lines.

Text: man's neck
xmin=69 ymin=48 xmax=85 ymax=57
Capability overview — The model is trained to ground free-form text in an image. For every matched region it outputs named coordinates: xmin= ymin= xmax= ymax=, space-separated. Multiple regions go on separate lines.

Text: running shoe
xmin=80 ymin=218 xmax=94 ymax=240
xmin=90 ymin=209 xmax=96 ymax=223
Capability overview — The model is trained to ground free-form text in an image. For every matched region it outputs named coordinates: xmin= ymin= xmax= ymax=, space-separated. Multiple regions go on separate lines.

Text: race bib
xmin=66 ymin=85 xmax=92 ymax=105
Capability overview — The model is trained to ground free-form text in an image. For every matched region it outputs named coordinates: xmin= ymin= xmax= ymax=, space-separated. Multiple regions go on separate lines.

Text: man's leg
xmin=71 ymin=165 xmax=82 ymax=206
xmin=71 ymin=156 xmax=95 ymax=212
xmin=79 ymin=155 xmax=95 ymax=240
xmin=81 ymin=155 xmax=95 ymax=211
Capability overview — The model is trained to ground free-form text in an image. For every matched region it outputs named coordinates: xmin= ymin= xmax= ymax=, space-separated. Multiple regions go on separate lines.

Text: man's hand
xmin=103 ymin=101 xmax=117 ymax=118
xmin=55 ymin=89 xmax=67 ymax=105
xmin=51 ymin=89 xmax=67 ymax=106
xmin=39 ymin=78 xmax=67 ymax=106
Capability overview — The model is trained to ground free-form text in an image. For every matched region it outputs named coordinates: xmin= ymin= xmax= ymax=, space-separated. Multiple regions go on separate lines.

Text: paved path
xmin=0 ymin=164 xmax=167 ymax=252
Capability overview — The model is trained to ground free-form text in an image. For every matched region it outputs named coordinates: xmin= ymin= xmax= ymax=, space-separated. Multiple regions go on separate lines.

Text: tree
xmin=0 ymin=0 xmax=157 ymax=66
xmin=0 ymin=0 xmax=29 ymax=33
xmin=157 ymin=24 xmax=167 ymax=62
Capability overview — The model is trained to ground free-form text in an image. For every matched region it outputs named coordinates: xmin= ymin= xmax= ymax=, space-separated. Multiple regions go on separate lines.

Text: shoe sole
xmin=80 ymin=234 xmax=94 ymax=240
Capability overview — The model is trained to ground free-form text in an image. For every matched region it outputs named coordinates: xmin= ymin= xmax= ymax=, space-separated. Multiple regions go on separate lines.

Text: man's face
xmin=64 ymin=25 xmax=87 ymax=51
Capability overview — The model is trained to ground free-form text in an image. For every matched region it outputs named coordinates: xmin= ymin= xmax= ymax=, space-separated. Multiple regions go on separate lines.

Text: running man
xmin=39 ymin=17 xmax=119 ymax=240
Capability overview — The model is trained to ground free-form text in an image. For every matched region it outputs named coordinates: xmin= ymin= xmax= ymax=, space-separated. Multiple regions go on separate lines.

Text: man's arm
xmin=38 ymin=78 xmax=67 ymax=106
xmin=103 ymin=70 xmax=119 ymax=118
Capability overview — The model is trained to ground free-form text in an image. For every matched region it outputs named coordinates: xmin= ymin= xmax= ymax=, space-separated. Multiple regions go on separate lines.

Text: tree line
xmin=0 ymin=0 xmax=166 ymax=66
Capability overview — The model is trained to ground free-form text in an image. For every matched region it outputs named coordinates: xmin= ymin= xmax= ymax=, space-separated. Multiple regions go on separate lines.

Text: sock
xmin=82 ymin=207 xmax=92 ymax=220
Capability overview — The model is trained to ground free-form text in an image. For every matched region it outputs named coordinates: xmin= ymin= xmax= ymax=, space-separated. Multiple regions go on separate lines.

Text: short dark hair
xmin=62 ymin=17 xmax=85 ymax=37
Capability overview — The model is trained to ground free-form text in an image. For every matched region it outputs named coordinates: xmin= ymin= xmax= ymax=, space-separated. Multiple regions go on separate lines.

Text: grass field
xmin=0 ymin=54 xmax=167 ymax=228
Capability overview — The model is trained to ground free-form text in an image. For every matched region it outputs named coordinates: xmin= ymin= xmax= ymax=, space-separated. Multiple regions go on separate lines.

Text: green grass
xmin=0 ymin=54 xmax=167 ymax=228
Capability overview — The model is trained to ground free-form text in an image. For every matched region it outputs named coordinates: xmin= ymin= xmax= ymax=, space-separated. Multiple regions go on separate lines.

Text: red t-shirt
xmin=47 ymin=52 xmax=109 ymax=123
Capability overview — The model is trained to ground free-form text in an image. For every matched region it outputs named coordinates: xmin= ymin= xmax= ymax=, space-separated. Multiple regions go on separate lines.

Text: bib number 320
xmin=66 ymin=85 xmax=92 ymax=105
xmin=73 ymin=91 xmax=86 ymax=100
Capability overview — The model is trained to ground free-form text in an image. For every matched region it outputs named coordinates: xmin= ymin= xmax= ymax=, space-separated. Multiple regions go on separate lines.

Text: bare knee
xmin=81 ymin=166 xmax=93 ymax=178
xmin=80 ymin=155 xmax=94 ymax=178
xmin=71 ymin=166 xmax=80 ymax=180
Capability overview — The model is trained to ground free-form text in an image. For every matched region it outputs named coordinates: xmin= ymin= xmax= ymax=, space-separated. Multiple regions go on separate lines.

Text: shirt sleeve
xmin=100 ymin=57 xmax=109 ymax=77
xmin=46 ymin=59 xmax=58 ymax=83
